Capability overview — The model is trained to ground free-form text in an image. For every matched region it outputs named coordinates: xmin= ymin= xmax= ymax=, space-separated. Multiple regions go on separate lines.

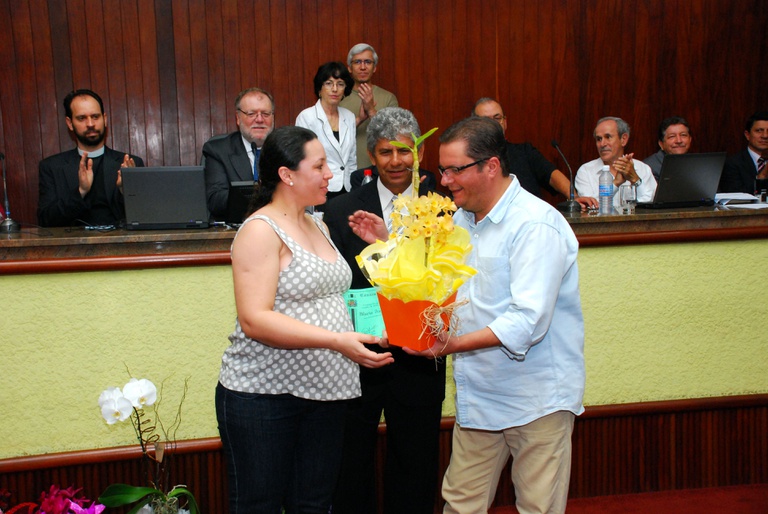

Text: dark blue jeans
xmin=216 ymin=382 xmax=348 ymax=514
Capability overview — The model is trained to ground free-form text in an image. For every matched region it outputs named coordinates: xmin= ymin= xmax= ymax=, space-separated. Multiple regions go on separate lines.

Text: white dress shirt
xmin=452 ymin=179 xmax=585 ymax=430
xmin=295 ymin=99 xmax=357 ymax=192
xmin=575 ymin=157 xmax=658 ymax=206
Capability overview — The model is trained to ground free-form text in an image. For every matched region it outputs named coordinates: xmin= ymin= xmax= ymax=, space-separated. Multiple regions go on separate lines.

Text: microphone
xmin=1 ymin=152 xmax=21 ymax=233
xmin=551 ymin=139 xmax=580 ymax=214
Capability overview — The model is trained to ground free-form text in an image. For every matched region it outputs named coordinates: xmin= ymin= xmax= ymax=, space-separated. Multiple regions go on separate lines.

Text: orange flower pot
xmin=377 ymin=292 xmax=457 ymax=352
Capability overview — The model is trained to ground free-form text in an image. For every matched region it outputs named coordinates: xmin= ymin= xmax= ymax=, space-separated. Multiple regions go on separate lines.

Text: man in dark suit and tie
xmin=37 ymin=89 xmax=144 ymax=227
xmin=719 ymin=111 xmax=768 ymax=194
xmin=202 ymin=87 xmax=275 ymax=219
xmin=325 ymin=107 xmax=444 ymax=514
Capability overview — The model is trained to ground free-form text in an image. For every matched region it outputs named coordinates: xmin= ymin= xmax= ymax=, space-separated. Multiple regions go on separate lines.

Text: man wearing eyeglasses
xmin=406 ymin=116 xmax=585 ymax=514
xmin=340 ymin=43 xmax=399 ymax=168
xmin=473 ymin=97 xmax=597 ymax=210
xmin=201 ymin=87 xmax=275 ymax=219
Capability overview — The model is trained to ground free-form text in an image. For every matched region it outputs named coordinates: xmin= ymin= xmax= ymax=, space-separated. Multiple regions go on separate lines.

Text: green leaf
xmin=413 ymin=127 xmax=438 ymax=147
xmin=125 ymin=497 xmax=153 ymax=514
xmin=99 ymin=483 xmax=163 ymax=507
xmin=389 ymin=141 xmax=412 ymax=149
xmin=168 ymin=487 xmax=200 ymax=514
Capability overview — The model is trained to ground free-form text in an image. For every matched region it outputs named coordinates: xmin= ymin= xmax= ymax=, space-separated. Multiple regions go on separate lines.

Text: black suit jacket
xmin=349 ymin=165 xmax=438 ymax=191
xmin=202 ymin=132 xmax=254 ymax=219
xmin=324 ymin=179 xmax=446 ymax=405
xmin=719 ymin=148 xmax=757 ymax=193
xmin=37 ymin=147 xmax=144 ymax=227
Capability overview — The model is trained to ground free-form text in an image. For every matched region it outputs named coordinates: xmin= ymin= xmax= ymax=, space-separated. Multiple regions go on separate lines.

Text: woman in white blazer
xmin=295 ymin=62 xmax=357 ymax=203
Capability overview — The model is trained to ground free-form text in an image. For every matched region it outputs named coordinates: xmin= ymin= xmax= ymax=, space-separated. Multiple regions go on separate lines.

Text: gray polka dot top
xmin=218 ymin=214 xmax=361 ymax=401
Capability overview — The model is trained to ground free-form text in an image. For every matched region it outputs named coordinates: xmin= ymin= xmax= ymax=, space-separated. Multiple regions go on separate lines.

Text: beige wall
xmin=2 ymin=239 xmax=767 ymax=459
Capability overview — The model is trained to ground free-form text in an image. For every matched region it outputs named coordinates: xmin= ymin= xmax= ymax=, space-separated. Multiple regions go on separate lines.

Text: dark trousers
xmin=332 ymin=390 xmax=443 ymax=514
xmin=216 ymin=382 xmax=347 ymax=514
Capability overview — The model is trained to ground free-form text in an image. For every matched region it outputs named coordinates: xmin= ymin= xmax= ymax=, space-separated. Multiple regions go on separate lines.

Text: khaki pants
xmin=443 ymin=410 xmax=575 ymax=514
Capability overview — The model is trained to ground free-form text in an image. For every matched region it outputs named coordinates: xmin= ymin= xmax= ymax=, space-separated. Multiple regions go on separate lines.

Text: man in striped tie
xmin=719 ymin=111 xmax=768 ymax=194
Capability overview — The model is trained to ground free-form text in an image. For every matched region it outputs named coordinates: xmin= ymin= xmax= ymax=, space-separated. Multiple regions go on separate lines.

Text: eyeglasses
xmin=322 ymin=80 xmax=347 ymax=90
xmin=491 ymin=114 xmax=506 ymax=121
xmin=237 ymin=109 xmax=273 ymax=120
xmin=351 ymin=59 xmax=374 ymax=66
xmin=438 ymin=158 xmax=490 ymax=177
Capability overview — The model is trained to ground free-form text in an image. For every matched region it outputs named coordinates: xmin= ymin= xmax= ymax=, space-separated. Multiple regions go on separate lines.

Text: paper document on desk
xmin=718 ymin=202 xmax=768 ymax=209
xmin=714 ymin=193 xmax=759 ymax=205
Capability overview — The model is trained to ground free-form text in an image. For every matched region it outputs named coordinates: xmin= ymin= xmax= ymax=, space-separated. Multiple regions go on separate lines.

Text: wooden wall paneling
xmin=188 ymin=0 xmax=212 ymax=165
xmin=343 ymin=0 xmax=362 ymax=45
xmin=258 ymin=0 xmax=279 ymax=109
xmin=170 ymin=0 xmax=195 ymax=166
xmin=419 ymin=0 xmax=440 ymax=176
xmin=2 ymin=0 xmax=768 ymax=226
xmin=155 ymin=0 xmax=180 ymax=166
xmin=549 ymin=0 xmax=580 ymax=171
xmin=330 ymin=0 xmax=352 ymax=66
xmin=290 ymin=0 xmax=317 ymax=125
xmin=235 ymin=0 xmax=255 ymax=98
xmin=45 ymin=0 xmax=73 ymax=155
xmin=369 ymin=0 xmax=397 ymax=99
xmin=500 ymin=0 xmax=528 ymax=144
xmin=116 ymin=0 xmax=147 ymax=165
xmin=64 ymin=1 xmax=90 ymax=92
xmin=6 ymin=1 xmax=36 ymax=225
xmin=390 ymin=0 xmax=411 ymax=113
xmin=268 ymin=0 xmax=293 ymax=127
xmin=85 ymin=2 xmax=110 ymax=118
xmin=473 ymin=0 xmax=498 ymax=119
xmin=202 ymin=0 xmax=226 ymax=143
xmin=406 ymin=0 xmax=428 ymax=138
xmin=103 ymin=2 xmax=130 ymax=160
xmin=136 ymin=0 xmax=162 ymax=167
xmin=30 ymin=0 xmax=59 ymax=204
xmin=521 ymin=0 xmax=542 ymax=148
xmin=216 ymin=0 xmax=239 ymax=138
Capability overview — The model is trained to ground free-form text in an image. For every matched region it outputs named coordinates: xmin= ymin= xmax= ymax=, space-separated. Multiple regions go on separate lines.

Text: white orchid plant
xmin=97 ymin=376 xmax=198 ymax=514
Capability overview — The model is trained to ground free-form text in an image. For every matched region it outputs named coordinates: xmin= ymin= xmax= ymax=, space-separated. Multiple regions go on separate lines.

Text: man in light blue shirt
xmin=408 ymin=116 xmax=585 ymax=514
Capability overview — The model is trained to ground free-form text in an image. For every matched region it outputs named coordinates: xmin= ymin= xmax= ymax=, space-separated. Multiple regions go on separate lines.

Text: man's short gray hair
xmin=595 ymin=116 xmax=630 ymax=137
xmin=366 ymin=107 xmax=421 ymax=154
xmin=347 ymin=43 xmax=379 ymax=66
xmin=471 ymin=97 xmax=497 ymax=116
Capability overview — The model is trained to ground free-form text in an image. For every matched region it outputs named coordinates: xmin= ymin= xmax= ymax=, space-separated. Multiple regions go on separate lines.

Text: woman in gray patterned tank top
xmin=215 ymin=126 xmax=393 ymax=514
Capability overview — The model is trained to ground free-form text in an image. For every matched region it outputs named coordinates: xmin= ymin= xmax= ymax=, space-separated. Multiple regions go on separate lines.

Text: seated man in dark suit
xmin=38 ymin=89 xmax=144 ymax=227
xmin=472 ymin=97 xmax=597 ymax=210
xmin=202 ymin=87 xmax=274 ymax=219
xmin=325 ymin=107 xmax=444 ymax=514
xmin=719 ymin=111 xmax=768 ymax=194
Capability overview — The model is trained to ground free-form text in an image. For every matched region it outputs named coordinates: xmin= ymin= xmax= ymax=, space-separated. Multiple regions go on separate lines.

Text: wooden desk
xmin=1 ymin=207 xmax=768 ymax=274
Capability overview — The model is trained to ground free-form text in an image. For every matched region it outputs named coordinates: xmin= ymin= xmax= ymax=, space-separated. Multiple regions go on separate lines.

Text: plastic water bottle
xmin=599 ymin=165 xmax=614 ymax=215
xmin=361 ymin=168 xmax=374 ymax=185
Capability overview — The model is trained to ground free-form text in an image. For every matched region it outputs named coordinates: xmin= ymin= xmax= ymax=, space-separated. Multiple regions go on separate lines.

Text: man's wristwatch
xmin=632 ymin=177 xmax=642 ymax=187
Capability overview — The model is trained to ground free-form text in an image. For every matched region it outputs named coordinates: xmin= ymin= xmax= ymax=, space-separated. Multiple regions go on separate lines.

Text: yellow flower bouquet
xmin=356 ymin=129 xmax=476 ymax=351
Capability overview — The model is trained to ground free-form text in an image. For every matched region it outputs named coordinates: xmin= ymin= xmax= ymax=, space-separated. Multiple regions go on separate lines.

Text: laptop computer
xmin=122 ymin=166 xmax=210 ymax=229
xmin=636 ymin=152 xmax=726 ymax=209
xmin=225 ymin=181 xmax=256 ymax=225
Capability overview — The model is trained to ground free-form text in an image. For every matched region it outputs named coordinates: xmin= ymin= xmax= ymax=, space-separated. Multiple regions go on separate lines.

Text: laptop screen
xmin=122 ymin=166 xmax=210 ymax=230
xmin=226 ymin=181 xmax=256 ymax=225
xmin=652 ymin=152 xmax=726 ymax=204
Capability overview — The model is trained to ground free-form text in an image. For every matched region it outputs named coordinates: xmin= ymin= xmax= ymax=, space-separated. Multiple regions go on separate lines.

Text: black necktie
xmin=251 ymin=143 xmax=260 ymax=180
